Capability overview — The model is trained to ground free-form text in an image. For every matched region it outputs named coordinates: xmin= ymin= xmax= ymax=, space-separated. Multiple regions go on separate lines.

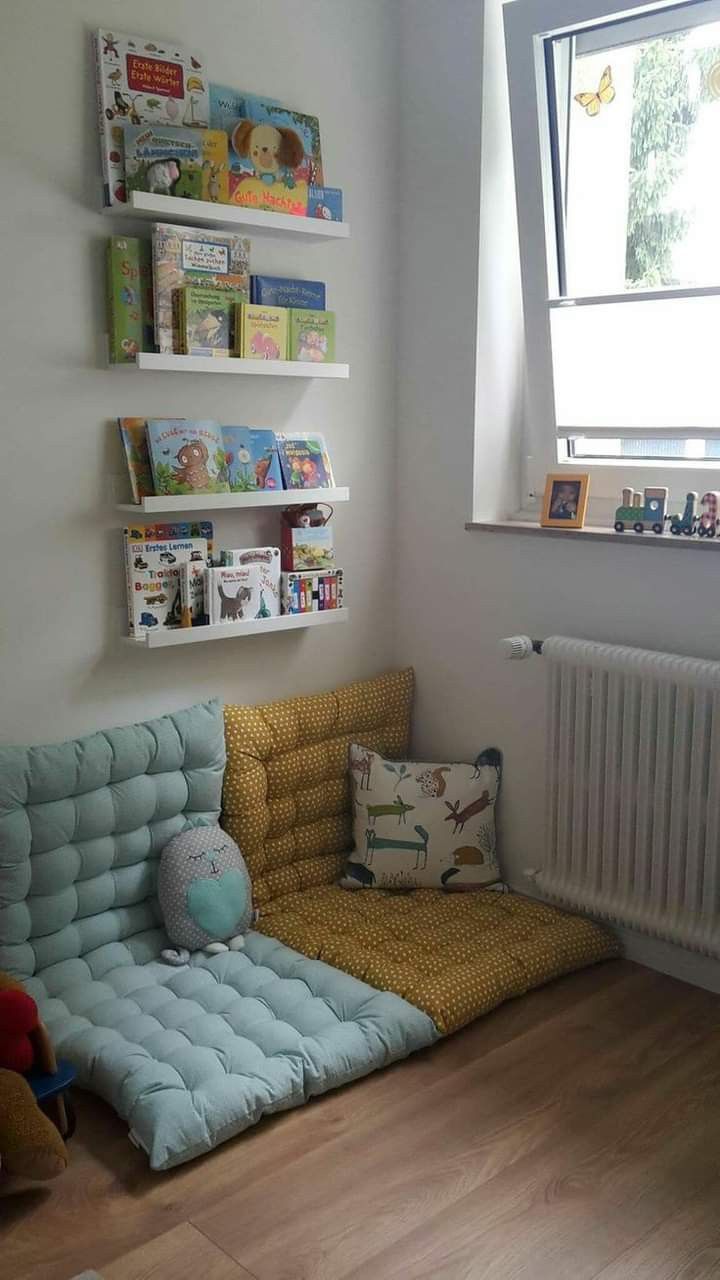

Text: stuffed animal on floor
xmin=0 ymin=971 xmax=68 ymax=1179
xmin=158 ymin=825 xmax=253 ymax=965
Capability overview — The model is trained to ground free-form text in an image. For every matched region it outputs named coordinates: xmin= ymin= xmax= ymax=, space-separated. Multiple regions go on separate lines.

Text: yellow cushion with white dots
xmin=222 ymin=669 xmax=618 ymax=1036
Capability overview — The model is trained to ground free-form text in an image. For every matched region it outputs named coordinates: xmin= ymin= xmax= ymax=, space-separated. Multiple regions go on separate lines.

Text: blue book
xmin=307 ymin=186 xmax=343 ymax=222
xmin=209 ymin=84 xmax=282 ymax=131
xmin=250 ymin=275 xmax=326 ymax=310
xmin=222 ymin=426 xmax=283 ymax=492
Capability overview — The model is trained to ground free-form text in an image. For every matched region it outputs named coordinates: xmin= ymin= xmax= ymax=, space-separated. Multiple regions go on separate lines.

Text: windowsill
xmin=466 ymin=519 xmax=720 ymax=550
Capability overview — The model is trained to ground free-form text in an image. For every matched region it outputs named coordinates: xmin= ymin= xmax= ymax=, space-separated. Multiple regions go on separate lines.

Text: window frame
xmin=503 ymin=0 xmax=720 ymax=505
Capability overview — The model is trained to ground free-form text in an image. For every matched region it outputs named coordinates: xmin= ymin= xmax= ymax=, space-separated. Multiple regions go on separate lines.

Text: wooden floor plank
xmin=102 ymin=1223 xmax=255 ymax=1280
xmin=3 ymin=960 xmax=720 ymax=1280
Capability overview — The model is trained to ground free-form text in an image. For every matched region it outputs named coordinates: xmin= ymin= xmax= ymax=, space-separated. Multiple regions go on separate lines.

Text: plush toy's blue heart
xmin=186 ymin=870 xmax=248 ymax=939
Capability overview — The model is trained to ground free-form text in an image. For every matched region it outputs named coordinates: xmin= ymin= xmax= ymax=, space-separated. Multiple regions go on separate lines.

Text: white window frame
xmin=504 ymin=0 xmax=720 ymax=508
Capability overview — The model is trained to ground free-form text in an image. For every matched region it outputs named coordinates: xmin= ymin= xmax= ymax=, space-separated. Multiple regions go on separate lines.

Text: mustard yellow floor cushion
xmin=222 ymin=668 xmax=618 ymax=1036
xmin=223 ymin=669 xmax=414 ymax=908
xmin=253 ymin=884 xmax=618 ymax=1036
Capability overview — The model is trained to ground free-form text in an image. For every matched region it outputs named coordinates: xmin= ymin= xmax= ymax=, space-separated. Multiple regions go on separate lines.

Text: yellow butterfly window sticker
xmin=574 ymin=65 xmax=616 ymax=116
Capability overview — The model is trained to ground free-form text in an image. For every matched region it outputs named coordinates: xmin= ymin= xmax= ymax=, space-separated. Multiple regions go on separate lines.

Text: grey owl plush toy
xmin=158 ymin=825 xmax=253 ymax=965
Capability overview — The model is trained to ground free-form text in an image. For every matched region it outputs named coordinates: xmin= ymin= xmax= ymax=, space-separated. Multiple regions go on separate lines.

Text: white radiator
xmin=534 ymin=636 xmax=720 ymax=955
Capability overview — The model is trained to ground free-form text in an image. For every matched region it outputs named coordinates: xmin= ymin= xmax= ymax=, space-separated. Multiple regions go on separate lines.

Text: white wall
xmin=396 ymin=0 xmax=720 ymax=987
xmin=0 ymin=0 xmax=398 ymax=744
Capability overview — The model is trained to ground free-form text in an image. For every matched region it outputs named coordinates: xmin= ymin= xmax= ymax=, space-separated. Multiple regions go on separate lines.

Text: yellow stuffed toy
xmin=0 ymin=971 xmax=68 ymax=1180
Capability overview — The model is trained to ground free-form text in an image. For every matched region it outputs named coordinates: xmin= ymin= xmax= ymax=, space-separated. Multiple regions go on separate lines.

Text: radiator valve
xmin=500 ymin=635 xmax=544 ymax=660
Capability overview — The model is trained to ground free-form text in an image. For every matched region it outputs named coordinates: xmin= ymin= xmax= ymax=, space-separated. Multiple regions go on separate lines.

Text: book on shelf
xmin=179 ymin=560 xmax=207 ymax=626
xmin=250 ymin=275 xmax=325 ymax=310
xmin=307 ymin=186 xmax=343 ymax=222
xmin=281 ymin=525 xmax=335 ymax=573
xmin=178 ymin=285 xmax=245 ymax=357
xmin=225 ymin=101 xmax=323 ymax=217
xmin=208 ymin=84 xmax=283 ymax=132
xmin=123 ymin=124 xmax=228 ymax=203
xmin=146 ymin=419 xmax=230 ymax=495
xmin=152 ymin=223 xmax=250 ymax=355
xmin=222 ymin=427 xmax=283 ymax=491
xmin=238 ymin=304 xmax=288 ymax=360
xmin=93 ymin=30 xmax=209 ymax=208
xmin=275 ymin=433 xmax=335 ymax=489
xmin=281 ymin=569 xmax=343 ymax=614
xmin=206 ymin=549 xmax=281 ymax=623
xmin=106 ymin=237 xmax=154 ymax=363
xmin=288 ymin=309 xmax=336 ymax=363
xmin=123 ymin=521 xmax=213 ymax=637
xmin=118 ymin=417 xmax=155 ymax=502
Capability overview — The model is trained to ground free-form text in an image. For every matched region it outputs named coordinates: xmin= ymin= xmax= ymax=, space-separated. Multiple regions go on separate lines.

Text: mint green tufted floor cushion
xmin=0 ymin=701 xmax=436 ymax=1169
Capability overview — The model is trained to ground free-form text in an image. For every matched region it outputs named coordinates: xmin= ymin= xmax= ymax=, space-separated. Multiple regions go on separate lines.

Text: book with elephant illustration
xmin=146 ymin=419 xmax=229 ymax=495
xmin=238 ymin=304 xmax=288 ymax=360
xmin=151 ymin=223 xmax=250 ymax=354
xmin=123 ymin=124 xmax=228 ymax=202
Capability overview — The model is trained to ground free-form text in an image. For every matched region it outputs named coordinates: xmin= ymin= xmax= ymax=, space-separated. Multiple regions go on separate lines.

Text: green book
xmin=106 ymin=236 xmax=154 ymax=364
xmin=181 ymin=285 xmax=245 ymax=358
xmin=288 ymin=308 xmax=336 ymax=363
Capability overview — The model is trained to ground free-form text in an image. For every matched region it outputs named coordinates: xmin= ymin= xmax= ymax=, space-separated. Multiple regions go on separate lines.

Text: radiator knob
xmin=500 ymin=635 xmax=535 ymax=660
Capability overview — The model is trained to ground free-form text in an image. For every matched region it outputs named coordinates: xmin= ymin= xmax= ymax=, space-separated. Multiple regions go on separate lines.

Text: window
xmin=504 ymin=0 xmax=720 ymax=500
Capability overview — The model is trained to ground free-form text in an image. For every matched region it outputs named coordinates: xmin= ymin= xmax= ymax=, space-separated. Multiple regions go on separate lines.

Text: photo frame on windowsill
xmin=540 ymin=472 xmax=590 ymax=529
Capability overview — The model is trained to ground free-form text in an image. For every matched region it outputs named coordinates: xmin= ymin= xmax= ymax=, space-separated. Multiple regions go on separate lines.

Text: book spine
xmin=318 ymin=578 xmax=325 ymax=611
xmin=106 ymin=241 xmax=117 ymax=364
xmin=179 ymin=564 xmax=192 ymax=628
xmin=123 ymin=534 xmax=137 ymax=635
xmin=92 ymin=32 xmax=112 ymax=208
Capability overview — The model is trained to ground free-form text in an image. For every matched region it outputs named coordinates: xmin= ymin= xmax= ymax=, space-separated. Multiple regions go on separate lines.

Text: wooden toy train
xmin=614 ymin=488 xmax=720 ymax=537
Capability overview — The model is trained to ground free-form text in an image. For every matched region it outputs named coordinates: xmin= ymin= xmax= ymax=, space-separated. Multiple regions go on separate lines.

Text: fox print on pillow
xmin=343 ymin=744 xmax=502 ymax=891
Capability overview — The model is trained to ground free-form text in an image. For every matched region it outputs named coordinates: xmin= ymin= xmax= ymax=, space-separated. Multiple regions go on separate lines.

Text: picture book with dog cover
xmin=146 ymin=419 xmax=229 ymax=495
xmin=152 ymin=223 xmax=250 ymax=354
xmin=93 ymin=29 xmax=209 ymax=207
xmin=123 ymin=125 xmax=228 ymax=202
xmin=225 ymin=101 xmax=323 ymax=216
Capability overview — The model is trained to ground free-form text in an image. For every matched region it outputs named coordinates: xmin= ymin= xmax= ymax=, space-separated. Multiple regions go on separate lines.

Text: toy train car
xmin=614 ymin=487 xmax=668 ymax=534
xmin=613 ymin=488 xmax=720 ymax=538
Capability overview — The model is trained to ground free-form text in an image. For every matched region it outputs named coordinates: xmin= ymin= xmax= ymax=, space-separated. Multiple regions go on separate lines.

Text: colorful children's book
xmin=123 ymin=125 xmax=228 ymax=202
xmin=209 ymin=84 xmax=282 ymax=131
xmin=281 ymin=569 xmax=343 ymax=614
xmin=307 ymin=186 xmax=343 ymax=221
xmin=281 ymin=525 xmax=335 ymax=572
xmin=289 ymin=309 xmax=336 ymax=363
xmin=222 ymin=427 xmax=283 ymax=491
xmin=250 ymin=275 xmax=325 ymax=310
xmin=117 ymin=418 xmax=154 ymax=502
xmin=226 ymin=101 xmax=323 ymax=217
xmin=93 ymin=30 xmax=209 ymax=207
xmin=152 ymin=223 xmax=250 ymax=354
xmin=123 ymin=523 xmax=212 ymax=637
xmin=275 ymin=433 xmax=335 ymax=489
xmin=206 ymin=550 xmax=280 ymax=624
xmin=239 ymin=304 xmax=288 ymax=360
xmin=106 ymin=237 xmax=154 ymax=362
xmin=179 ymin=560 xmax=207 ymax=627
xmin=179 ymin=285 xmax=245 ymax=356
xmin=146 ymin=420 xmax=229 ymax=495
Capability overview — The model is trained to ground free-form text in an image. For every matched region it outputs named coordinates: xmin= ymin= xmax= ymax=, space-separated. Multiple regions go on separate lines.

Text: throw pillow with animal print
xmin=343 ymin=745 xmax=502 ymax=891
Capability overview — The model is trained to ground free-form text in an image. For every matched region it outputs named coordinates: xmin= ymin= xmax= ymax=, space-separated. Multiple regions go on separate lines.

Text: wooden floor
xmin=4 ymin=959 xmax=720 ymax=1280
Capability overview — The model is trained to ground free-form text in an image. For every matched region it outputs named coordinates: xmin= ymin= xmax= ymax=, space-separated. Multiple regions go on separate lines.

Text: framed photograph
xmin=540 ymin=473 xmax=589 ymax=529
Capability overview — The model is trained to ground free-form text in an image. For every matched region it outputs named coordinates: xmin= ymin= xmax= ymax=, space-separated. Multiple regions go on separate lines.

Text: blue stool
xmin=26 ymin=1058 xmax=77 ymax=1139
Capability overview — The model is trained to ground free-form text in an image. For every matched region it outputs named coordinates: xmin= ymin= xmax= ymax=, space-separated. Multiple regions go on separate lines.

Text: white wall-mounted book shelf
xmin=108 ymin=191 xmax=350 ymax=239
xmin=126 ymin=609 xmax=348 ymax=648
xmin=117 ymin=487 xmax=349 ymax=514
xmin=130 ymin=353 xmax=349 ymax=378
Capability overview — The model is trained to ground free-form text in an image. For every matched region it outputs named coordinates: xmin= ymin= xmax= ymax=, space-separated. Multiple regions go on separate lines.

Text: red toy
xmin=0 ymin=988 xmax=38 ymax=1073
